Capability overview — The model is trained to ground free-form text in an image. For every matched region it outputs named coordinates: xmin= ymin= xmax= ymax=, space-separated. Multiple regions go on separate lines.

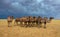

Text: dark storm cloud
xmin=0 ymin=0 xmax=60 ymax=19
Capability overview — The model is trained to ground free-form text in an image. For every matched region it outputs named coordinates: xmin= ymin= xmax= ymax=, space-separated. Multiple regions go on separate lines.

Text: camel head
xmin=49 ymin=17 xmax=54 ymax=22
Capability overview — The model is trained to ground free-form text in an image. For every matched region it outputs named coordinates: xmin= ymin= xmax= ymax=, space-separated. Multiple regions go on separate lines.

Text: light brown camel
xmin=7 ymin=16 xmax=14 ymax=27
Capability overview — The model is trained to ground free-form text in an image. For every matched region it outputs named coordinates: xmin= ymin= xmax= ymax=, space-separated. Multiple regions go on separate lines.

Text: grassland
xmin=0 ymin=19 xmax=60 ymax=37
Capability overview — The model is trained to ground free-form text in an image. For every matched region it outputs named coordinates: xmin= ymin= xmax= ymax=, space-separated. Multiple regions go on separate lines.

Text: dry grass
xmin=0 ymin=19 xmax=60 ymax=37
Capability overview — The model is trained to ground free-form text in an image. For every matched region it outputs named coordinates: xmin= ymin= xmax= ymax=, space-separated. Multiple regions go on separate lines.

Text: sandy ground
xmin=0 ymin=19 xmax=60 ymax=37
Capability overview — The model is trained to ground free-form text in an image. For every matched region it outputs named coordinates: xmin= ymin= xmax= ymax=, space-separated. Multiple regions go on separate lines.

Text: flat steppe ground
xmin=0 ymin=19 xmax=60 ymax=37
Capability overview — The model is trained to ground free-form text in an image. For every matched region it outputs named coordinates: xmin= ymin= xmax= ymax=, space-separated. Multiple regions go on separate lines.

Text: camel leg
xmin=37 ymin=22 xmax=40 ymax=27
xmin=32 ymin=21 xmax=36 ymax=27
xmin=8 ymin=22 xmax=12 ymax=27
xmin=44 ymin=24 xmax=46 ymax=28
xmin=19 ymin=22 xmax=22 ymax=27
xmin=26 ymin=21 xmax=31 ymax=27
xmin=24 ymin=22 xmax=27 ymax=27
xmin=21 ymin=22 xmax=25 ymax=27
xmin=44 ymin=22 xmax=46 ymax=28
xmin=40 ymin=22 xmax=42 ymax=27
xmin=29 ymin=22 xmax=32 ymax=27
xmin=16 ymin=22 xmax=18 ymax=26
xmin=26 ymin=22 xmax=28 ymax=27
xmin=37 ymin=22 xmax=42 ymax=28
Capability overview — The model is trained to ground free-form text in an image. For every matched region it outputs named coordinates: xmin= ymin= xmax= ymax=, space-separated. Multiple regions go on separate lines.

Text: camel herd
xmin=7 ymin=16 xmax=54 ymax=28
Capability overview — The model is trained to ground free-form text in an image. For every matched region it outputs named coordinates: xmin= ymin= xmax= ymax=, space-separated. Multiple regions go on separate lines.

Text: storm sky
xmin=0 ymin=0 xmax=60 ymax=19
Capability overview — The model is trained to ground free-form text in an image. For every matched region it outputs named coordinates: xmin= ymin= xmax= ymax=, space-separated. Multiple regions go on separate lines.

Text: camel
xmin=15 ymin=17 xmax=29 ymax=27
xmin=33 ymin=16 xmax=37 ymax=23
xmin=21 ymin=17 xmax=29 ymax=27
xmin=49 ymin=17 xmax=54 ymax=22
xmin=42 ymin=17 xmax=48 ymax=28
xmin=31 ymin=16 xmax=38 ymax=27
xmin=14 ymin=18 xmax=21 ymax=25
xmin=7 ymin=16 xmax=14 ymax=27
xmin=25 ymin=16 xmax=33 ymax=27
xmin=37 ymin=16 xmax=42 ymax=27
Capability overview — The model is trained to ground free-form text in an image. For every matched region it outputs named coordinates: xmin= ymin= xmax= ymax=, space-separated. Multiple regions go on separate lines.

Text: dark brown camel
xmin=49 ymin=17 xmax=54 ymax=22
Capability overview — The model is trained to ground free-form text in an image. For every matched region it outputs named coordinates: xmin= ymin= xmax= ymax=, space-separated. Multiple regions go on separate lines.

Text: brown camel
xmin=7 ymin=16 xmax=14 ymax=27
xmin=25 ymin=16 xmax=33 ymax=27
xmin=15 ymin=17 xmax=29 ymax=27
xmin=37 ymin=16 xmax=42 ymax=27
xmin=31 ymin=16 xmax=37 ymax=27
xmin=42 ymin=17 xmax=48 ymax=28
xmin=15 ymin=18 xmax=21 ymax=25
